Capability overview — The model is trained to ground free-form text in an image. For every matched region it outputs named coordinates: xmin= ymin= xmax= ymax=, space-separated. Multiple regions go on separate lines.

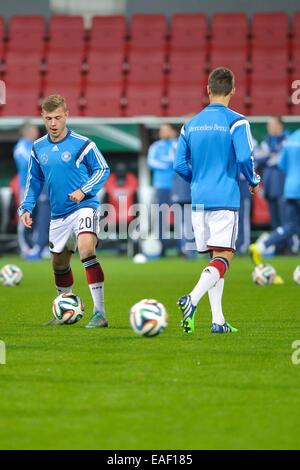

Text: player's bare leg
xmin=77 ymin=233 xmax=108 ymax=328
xmin=44 ymin=247 xmax=73 ymax=325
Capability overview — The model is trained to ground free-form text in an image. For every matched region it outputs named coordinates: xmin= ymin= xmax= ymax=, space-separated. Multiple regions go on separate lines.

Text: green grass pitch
xmin=0 ymin=253 xmax=300 ymax=450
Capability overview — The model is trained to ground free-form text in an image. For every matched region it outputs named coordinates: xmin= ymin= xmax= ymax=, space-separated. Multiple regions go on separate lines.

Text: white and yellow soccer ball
xmin=0 ymin=264 xmax=23 ymax=286
xmin=130 ymin=298 xmax=168 ymax=337
xmin=293 ymin=265 xmax=300 ymax=285
xmin=252 ymin=263 xmax=276 ymax=286
xmin=52 ymin=293 xmax=84 ymax=324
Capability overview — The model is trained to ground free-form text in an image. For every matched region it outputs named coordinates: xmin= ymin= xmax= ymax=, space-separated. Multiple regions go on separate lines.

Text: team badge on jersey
xmin=40 ymin=154 xmax=48 ymax=165
xmin=61 ymin=151 xmax=72 ymax=162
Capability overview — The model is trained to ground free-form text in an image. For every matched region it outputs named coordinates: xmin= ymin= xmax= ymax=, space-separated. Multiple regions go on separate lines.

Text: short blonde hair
xmin=42 ymin=94 xmax=67 ymax=112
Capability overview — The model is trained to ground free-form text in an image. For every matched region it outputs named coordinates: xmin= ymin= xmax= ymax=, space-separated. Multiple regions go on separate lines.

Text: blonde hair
xmin=42 ymin=94 xmax=67 ymax=112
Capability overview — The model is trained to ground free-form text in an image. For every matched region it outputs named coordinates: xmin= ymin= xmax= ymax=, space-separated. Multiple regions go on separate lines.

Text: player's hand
xmin=68 ymin=189 xmax=85 ymax=203
xmin=21 ymin=211 xmax=33 ymax=228
xmin=248 ymin=184 xmax=260 ymax=195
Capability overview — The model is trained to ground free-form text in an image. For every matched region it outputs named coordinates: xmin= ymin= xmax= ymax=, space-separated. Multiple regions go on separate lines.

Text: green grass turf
xmin=0 ymin=253 xmax=300 ymax=450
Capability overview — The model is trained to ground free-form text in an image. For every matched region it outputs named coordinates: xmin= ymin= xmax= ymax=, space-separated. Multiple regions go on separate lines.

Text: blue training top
xmin=147 ymin=138 xmax=176 ymax=190
xmin=278 ymin=129 xmax=300 ymax=199
xmin=173 ymin=103 xmax=260 ymax=211
xmin=18 ymin=128 xmax=110 ymax=218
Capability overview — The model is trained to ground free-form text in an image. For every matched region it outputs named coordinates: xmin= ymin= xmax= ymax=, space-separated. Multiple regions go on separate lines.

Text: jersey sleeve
xmin=80 ymin=142 xmax=110 ymax=196
xmin=13 ymin=144 xmax=28 ymax=176
xmin=278 ymin=145 xmax=287 ymax=173
xmin=147 ymin=142 xmax=173 ymax=170
xmin=231 ymin=119 xmax=260 ymax=187
xmin=17 ymin=148 xmax=45 ymax=216
xmin=173 ymin=125 xmax=192 ymax=183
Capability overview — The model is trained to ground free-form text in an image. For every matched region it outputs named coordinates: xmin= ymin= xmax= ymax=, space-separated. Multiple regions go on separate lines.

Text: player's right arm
xmin=18 ymin=148 xmax=45 ymax=224
xmin=147 ymin=142 xmax=170 ymax=170
xmin=173 ymin=125 xmax=192 ymax=183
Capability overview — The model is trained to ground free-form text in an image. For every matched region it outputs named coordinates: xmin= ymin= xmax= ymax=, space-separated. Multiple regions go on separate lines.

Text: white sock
xmin=56 ymin=285 xmax=72 ymax=295
xmin=208 ymin=278 xmax=225 ymax=325
xmin=190 ymin=266 xmax=220 ymax=306
xmin=89 ymin=282 xmax=105 ymax=314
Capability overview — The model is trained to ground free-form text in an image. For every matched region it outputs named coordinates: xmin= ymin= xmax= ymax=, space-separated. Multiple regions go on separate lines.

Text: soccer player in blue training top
xmin=173 ymin=67 xmax=260 ymax=334
xmin=18 ymin=94 xmax=110 ymax=327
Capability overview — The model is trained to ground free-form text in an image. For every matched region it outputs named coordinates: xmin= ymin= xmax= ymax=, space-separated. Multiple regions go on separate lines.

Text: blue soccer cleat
xmin=85 ymin=311 xmax=108 ymax=328
xmin=177 ymin=295 xmax=197 ymax=334
xmin=211 ymin=321 xmax=238 ymax=333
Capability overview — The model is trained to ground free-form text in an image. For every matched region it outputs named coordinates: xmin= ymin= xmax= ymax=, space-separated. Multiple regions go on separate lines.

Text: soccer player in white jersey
xmin=174 ymin=68 xmax=260 ymax=334
xmin=18 ymin=95 xmax=110 ymax=327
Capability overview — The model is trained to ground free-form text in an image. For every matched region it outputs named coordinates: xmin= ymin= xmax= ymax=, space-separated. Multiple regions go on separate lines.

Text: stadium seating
xmin=125 ymin=83 xmax=164 ymax=116
xmin=84 ymin=83 xmax=123 ymax=117
xmin=129 ymin=14 xmax=167 ymax=50
xmin=43 ymin=84 xmax=81 ymax=116
xmin=1 ymin=86 xmax=40 ymax=116
xmin=211 ymin=13 xmax=248 ymax=49
xmin=166 ymin=82 xmax=204 ymax=116
xmin=250 ymin=82 xmax=288 ymax=115
xmin=86 ymin=49 xmax=125 ymax=85
xmin=4 ymin=51 xmax=42 ymax=86
xmin=251 ymin=12 xmax=289 ymax=50
xmin=168 ymin=49 xmax=206 ymax=83
xmin=0 ymin=12 xmax=298 ymax=117
xmin=127 ymin=48 xmax=166 ymax=84
xmin=45 ymin=50 xmax=83 ymax=87
xmin=7 ymin=16 xmax=45 ymax=53
xmin=169 ymin=14 xmax=207 ymax=51
xmin=89 ymin=16 xmax=127 ymax=52
xmin=48 ymin=16 xmax=85 ymax=53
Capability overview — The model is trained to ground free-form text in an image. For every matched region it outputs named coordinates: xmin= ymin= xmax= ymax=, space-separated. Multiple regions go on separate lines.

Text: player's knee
xmin=78 ymin=246 xmax=95 ymax=261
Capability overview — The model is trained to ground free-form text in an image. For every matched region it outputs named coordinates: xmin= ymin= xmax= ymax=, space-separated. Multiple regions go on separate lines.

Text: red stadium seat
xmin=128 ymin=48 xmax=165 ymax=84
xmin=89 ymin=16 xmax=127 ymax=51
xmin=251 ymin=13 xmax=289 ymax=49
xmin=250 ymin=82 xmax=288 ymax=115
xmin=170 ymin=14 xmax=207 ymax=50
xmin=292 ymin=13 xmax=300 ymax=66
xmin=84 ymin=84 xmax=123 ymax=117
xmin=4 ymin=51 xmax=42 ymax=86
xmin=8 ymin=16 xmax=45 ymax=52
xmin=1 ymin=86 xmax=40 ymax=116
xmin=229 ymin=83 xmax=248 ymax=115
xmin=125 ymin=83 xmax=164 ymax=116
xmin=209 ymin=48 xmax=248 ymax=81
xmin=166 ymin=82 xmax=204 ymax=116
xmin=211 ymin=13 xmax=249 ymax=49
xmin=45 ymin=51 xmax=83 ymax=87
xmin=48 ymin=16 xmax=85 ymax=53
xmin=86 ymin=49 xmax=125 ymax=85
xmin=43 ymin=84 xmax=81 ymax=116
xmin=251 ymin=49 xmax=288 ymax=81
xmin=168 ymin=49 xmax=206 ymax=83
xmin=129 ymin=14 xmax=167 ymax=49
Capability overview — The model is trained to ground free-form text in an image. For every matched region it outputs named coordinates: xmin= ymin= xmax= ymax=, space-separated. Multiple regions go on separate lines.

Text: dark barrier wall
xmin=0 ymin=0 xmax=51 ymax=21
xmin=125 ymin=0 xmax=300 ymax=19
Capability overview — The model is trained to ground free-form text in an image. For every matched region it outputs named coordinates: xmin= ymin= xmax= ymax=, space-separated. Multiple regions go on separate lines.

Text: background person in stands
xmin=13 ymin=122 xmax=51 ymax=260
xmin=255 ymin=116 xmax=298 ymax=254
xmin=147 ymin=123 xmax=178 ymax=257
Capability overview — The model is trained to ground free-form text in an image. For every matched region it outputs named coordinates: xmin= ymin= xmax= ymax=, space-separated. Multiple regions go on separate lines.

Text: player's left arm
xmin=173 ymin=125 xmax=192 ymax=183
xmin=231 ymin=119 xmax=260 ymax=191
xmin=69 ymin=143 xmax=110 ymax=202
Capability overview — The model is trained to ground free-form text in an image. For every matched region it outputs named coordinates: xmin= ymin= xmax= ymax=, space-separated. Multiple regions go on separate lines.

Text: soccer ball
xmin=252 ymin=264 xmax=276 ymax=286
xmin=293 ymin=265 xmax=300 ymax=285
xmin=0 ymin=264 xmax=23 ymax=286
xmin=130 ymin=298 xmax=168 ymax=337
xmin=52 ymin=293 xmax=84 ymax=324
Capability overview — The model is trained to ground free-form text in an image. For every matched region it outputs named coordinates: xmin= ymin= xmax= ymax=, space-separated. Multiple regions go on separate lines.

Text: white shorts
xmin=192 ymin=210 xmax=239 ymax=253
xmin=49 ymin=207 xmax=100 ymax=254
